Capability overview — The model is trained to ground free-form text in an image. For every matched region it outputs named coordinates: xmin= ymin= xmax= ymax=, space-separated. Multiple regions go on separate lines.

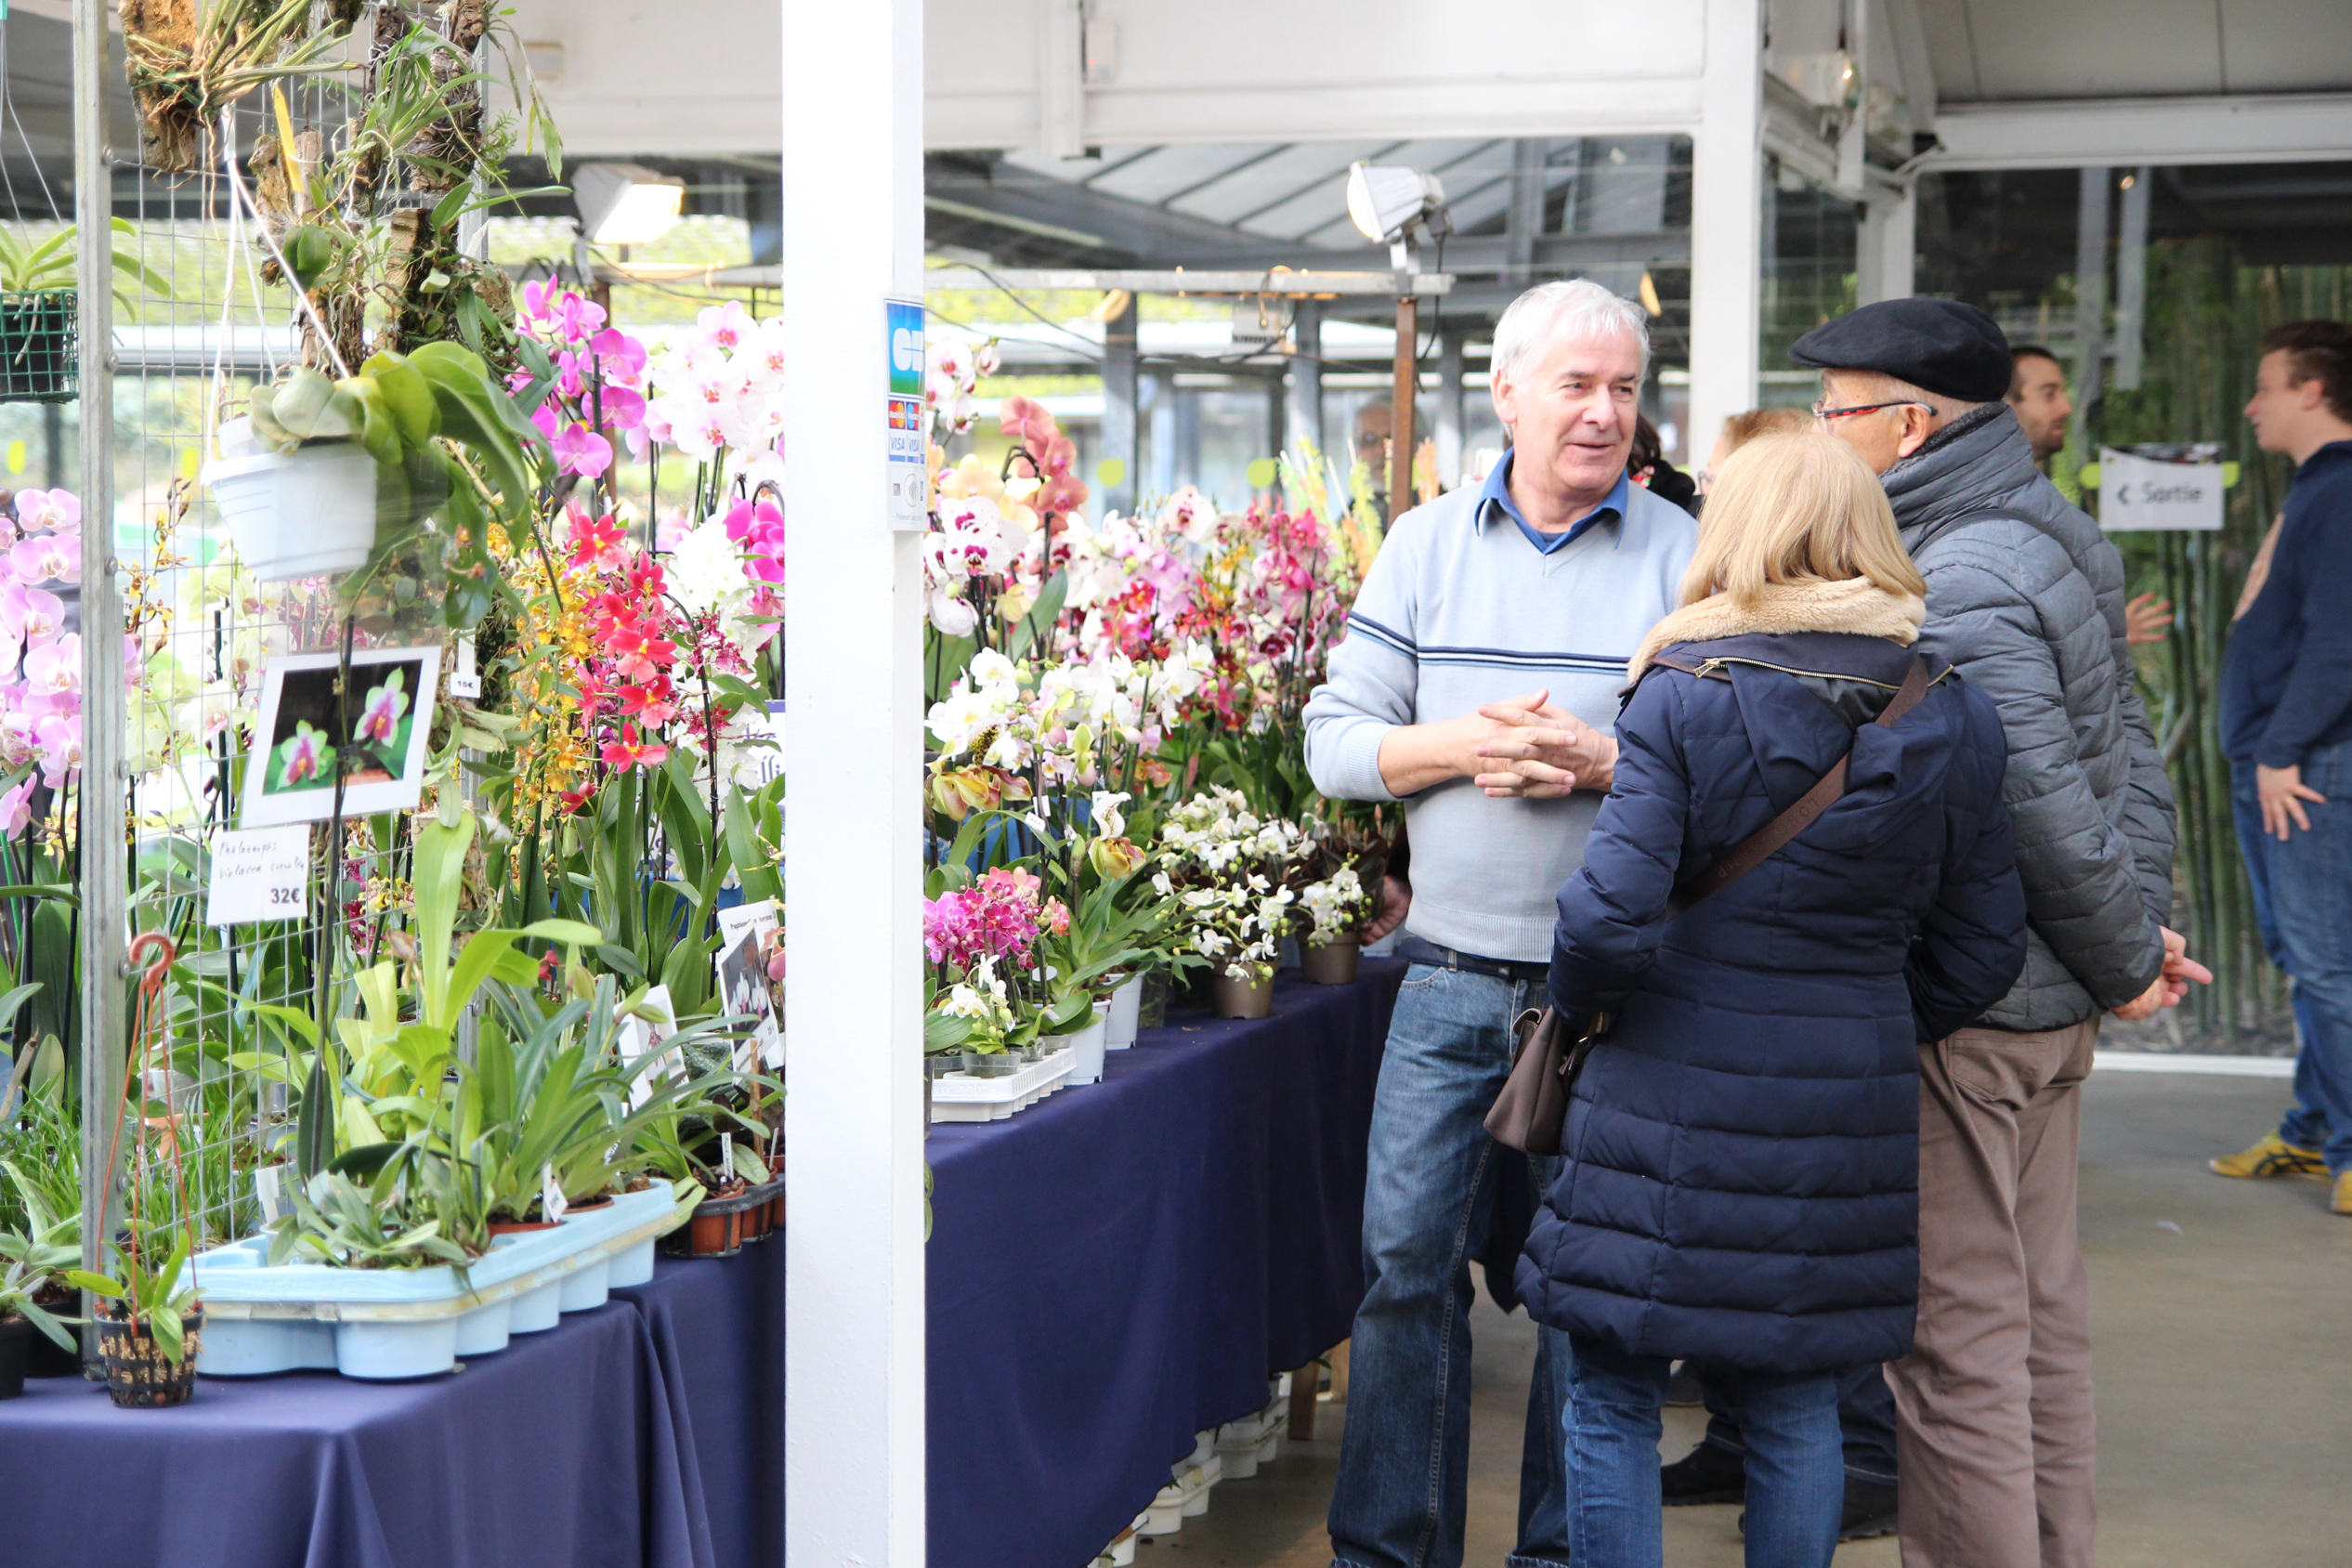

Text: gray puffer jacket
xmin=1882 ymin=405 xmax=2174 ymax=1030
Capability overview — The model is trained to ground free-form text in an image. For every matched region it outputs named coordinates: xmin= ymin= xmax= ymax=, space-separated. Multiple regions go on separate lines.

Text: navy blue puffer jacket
xmin=1515 ymin=629 xmax=2027 ymax=1373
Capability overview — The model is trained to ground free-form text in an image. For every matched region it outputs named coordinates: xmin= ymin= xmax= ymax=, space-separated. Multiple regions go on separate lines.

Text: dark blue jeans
xmin=2232 ymin=745 xmax=2352 ymax=1171
xmin=1328 ymin=963 xmax=1573 ymax=1568
xmin=1696 ymin=1362 xmax=1896 ymax=1484
xmin=1567 ymin=1335 xmax=1843 ymax=1568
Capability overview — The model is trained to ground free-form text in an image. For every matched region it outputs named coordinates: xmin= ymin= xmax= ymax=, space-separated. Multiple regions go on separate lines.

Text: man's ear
xmin=1490 ymin=371 xmax=1516 ymax=431
xmin=1895 ymin=404 xmax=1938 ymax=460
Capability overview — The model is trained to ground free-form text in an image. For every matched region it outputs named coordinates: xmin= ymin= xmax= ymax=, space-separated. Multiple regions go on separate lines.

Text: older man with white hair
xmin=1304 ymin=279 xmax=1696 ymax=1568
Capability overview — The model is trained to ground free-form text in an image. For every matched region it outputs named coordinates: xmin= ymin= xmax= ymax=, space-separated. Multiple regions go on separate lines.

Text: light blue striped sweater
xmin=1303 ymin=478 xmax=1697 ymax=961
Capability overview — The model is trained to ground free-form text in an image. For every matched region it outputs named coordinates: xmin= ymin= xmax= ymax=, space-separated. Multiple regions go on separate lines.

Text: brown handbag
xmin=1483 ymin=656 xmax=1932 ymax=1156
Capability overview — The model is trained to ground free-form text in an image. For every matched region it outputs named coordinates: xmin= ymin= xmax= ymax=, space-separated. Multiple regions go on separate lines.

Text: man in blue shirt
xmin=2213 ymin=320 xmax=2352 ymax=1210
xmin=1305 ymin=280 xmax=1697 ymax=1568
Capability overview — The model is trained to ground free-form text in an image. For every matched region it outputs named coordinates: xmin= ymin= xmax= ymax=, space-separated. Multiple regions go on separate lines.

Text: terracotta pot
xmin=0 ymin=1313 xmax=31 ymax=1401
xmin=661 ymin=1179 xmax=757 ymax=1260
xmin=1210 ymin=973 xmax=1275 ymax=1020
xmin=767 ymin=1189 xmax=787 ymax=1232
xmin=96 ymin=1303 xmax=203 ymax=1409
xmin=487 ymin=1216 xmax=563 ymax=1237
xmin=1300 ymin=939 xmax=1362 ymax=985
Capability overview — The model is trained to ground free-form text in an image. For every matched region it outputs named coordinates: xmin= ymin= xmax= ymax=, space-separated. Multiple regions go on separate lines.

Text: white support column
xmin=1856 ymin=179 xmax=1916 ymax=305
xmin=783 ymin=0 xmax=928 ymax=1561
xmin=1689 ymin=0 xmax=1764 ymax=460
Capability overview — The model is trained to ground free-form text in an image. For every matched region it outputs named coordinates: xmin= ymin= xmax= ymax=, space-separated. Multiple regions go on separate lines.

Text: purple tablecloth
xmin=0 ymin=962 xmax=1395 ymax=1568
xmin=0 ymin=1234 xmax=786 ymax=1568
xmin=925 ymin=960 xmax=1402 ymax=1568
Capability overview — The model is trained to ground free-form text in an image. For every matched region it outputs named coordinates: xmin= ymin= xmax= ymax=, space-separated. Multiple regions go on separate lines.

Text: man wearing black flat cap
xmin=1786 ymin=296 xmax=2209 ymax=1568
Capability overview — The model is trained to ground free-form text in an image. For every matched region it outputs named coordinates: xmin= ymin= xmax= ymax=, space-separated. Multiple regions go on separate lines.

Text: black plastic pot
xmin=96 ymin=1302 xmax=202 ymax=1409
xmin=24 ymin=1284 xmax=79 ymax=1378
xmin=0 ymin=1313 xmax=30 ymax=1400
xmin=0 ymin=292 xmax=76 ymax=404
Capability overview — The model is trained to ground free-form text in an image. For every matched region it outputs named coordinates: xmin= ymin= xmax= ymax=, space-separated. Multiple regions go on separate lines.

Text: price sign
xmin=447 ymin=633 xmax=482 ymax=699
xmin=206 ymin=826 xmax=312 ymax=926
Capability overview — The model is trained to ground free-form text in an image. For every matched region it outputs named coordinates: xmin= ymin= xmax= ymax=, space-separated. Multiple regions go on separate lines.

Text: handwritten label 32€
xmin=206 ymin=825 xmax=313 ymax=927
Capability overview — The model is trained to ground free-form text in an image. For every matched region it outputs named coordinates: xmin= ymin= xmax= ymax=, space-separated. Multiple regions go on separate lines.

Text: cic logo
xmin=886 ymin=299 xmax=926 ymax=398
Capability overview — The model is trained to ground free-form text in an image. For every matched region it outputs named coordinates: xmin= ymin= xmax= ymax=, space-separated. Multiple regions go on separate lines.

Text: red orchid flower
xmin=599 ymin=723 xmax=668 ymax=771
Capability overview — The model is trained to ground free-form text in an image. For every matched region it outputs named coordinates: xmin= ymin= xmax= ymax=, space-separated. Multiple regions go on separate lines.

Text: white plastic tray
xmin=929 ymin=1046 xmax=1074 ymax=1122
xmin=190 ymin=1186 xmax=680 ymax=1379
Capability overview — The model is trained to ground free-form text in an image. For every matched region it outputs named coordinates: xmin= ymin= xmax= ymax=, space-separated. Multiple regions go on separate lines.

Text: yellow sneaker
xmin=2333 ymin=1172 xmax=2352 ymax=1216
xmin=2210 ymin=1132 xmax=2329 ymax=1180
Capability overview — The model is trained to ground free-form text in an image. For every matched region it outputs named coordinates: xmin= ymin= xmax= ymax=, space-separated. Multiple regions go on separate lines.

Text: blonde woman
xmin=1513 ymin=433 xmax=2027 ymax=1568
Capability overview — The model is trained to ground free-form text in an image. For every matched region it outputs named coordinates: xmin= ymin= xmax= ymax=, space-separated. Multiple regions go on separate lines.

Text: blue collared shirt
xmin=1476 ymin=450 xmax=1630 ymax=555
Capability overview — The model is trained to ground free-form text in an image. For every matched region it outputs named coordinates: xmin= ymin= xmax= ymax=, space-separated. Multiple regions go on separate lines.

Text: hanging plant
xmin=120 ymin=0 xmax=352 ymax=175
xmin=0 ymin=217 xmax=172 ymax=403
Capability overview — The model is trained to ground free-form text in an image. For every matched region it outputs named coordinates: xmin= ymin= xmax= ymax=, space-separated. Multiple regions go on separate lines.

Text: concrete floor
xmin=1139 ymin=1070 xmax=2346 ymax=1568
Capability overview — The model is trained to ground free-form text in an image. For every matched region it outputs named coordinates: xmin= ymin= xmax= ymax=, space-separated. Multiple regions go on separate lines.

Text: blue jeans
xmin=1567 ymin=1336 xmax=1843 ymax=1568
xmin=1698 ymin=1362 xmax=1897 ymax=1484
xmin=2232 ymin=746 xmax=2352 ymax=1171
xmin=1328 ymin=963 xmax=1573 ymax=1568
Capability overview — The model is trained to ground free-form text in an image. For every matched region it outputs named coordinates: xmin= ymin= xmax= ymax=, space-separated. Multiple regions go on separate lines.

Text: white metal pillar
xmin=72 ymin=0 xmax=126 ymax=1303
xmin=782 ymin=0 xmax=928 ymax=1561
xmin=1689 ymin=0 xmax=1764 ymax=462
xmin=1856 ymin=179 xmax=1916 ymax=306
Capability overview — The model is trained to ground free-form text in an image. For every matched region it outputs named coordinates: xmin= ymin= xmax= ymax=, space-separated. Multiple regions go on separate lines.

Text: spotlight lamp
xmin=573 ymin=162 xmax=686 ymax=248
xmin=1345 ymin=162 xmax=1449 ymax=269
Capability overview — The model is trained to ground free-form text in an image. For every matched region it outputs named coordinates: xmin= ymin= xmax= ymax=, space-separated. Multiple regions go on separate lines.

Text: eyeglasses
xmin=1811 ymin=399 xmax=1931 ymax=422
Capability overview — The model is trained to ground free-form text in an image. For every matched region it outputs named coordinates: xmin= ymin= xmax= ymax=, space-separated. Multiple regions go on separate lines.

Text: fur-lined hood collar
xmin=1627 ymin=577 xmax=1925 ymax=681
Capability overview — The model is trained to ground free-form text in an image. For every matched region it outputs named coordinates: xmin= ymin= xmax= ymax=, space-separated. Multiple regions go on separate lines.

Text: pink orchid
xmin=520 ymin=278 xmax=557 ymax=323
xmin=33 ymin=712 xmax=79 ymax=787
xmin=0 ymin=776 xmax=33 ymax=834
xmin=530 ymin=402 xmax=562 ymax=439
xmin=21 ymin=635 xmax=78 ymax=699
xmin=698 ymin=300 xmax=755 ymax=353
xmin=551 ymin=422 xmax=615 ymax=479
xmin=598 ymin=385 xmax=647 ymax=432
xmin=590 ymin=328 xmax=647 ymax=382
xmin=550 ymin=292 xmax=608 ymax=344
xmin=9 ymin=530 xmax=79 ymax=586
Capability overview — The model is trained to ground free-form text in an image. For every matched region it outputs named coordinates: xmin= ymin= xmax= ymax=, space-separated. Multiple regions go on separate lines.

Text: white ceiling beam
xmin=929 ymin=79 xmax=1706 ymax=151
xmin=1927 ymin=92 xmax=2352 ymax=170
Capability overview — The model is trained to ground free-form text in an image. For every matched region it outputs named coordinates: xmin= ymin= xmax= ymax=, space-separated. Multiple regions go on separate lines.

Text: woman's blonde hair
xmin=1677 ymin=431 xmax=1926 ymax=608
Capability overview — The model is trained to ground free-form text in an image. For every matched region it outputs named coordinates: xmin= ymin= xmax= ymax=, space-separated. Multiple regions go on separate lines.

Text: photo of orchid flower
xmin=242 ymin=646 xmax=443 ymax=828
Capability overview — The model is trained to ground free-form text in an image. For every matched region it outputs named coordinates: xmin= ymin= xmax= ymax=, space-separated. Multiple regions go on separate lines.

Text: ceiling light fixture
xmin=573 ymin=162 xmax=686 ymax=248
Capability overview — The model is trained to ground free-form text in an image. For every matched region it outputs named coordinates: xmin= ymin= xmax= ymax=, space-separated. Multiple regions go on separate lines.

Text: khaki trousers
xmin=1890 ymin=1018 xmax=2099 ymax=1568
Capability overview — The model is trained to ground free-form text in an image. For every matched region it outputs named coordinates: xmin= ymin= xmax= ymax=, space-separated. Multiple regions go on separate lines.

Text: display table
xmin=0 ymin=1233 xmax=785 ymax=1568
xmin=925 ymin=959 xmax=1403 ymax=1568
xmin=0 ymin=963 xmax=1397 ymax=1568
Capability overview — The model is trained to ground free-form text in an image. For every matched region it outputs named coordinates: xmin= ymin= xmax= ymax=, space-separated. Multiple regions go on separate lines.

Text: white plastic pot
xmin=1065 ymin=1013 xmax=1110 ymax=1086
xmin=202 ymin=441 xmax=380 ymax=581
xmin=1104 ymin=973 xmax=1143 ymax=1050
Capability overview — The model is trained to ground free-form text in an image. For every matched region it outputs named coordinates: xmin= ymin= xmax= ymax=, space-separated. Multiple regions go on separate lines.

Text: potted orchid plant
xmin=1298 ymin=864 xmax=1370 ymax=985
xmin=921 ymin=851 xmax=1093 ymax=1078
xmin=1154 ymin=786 xmax=1314 ymax=1021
